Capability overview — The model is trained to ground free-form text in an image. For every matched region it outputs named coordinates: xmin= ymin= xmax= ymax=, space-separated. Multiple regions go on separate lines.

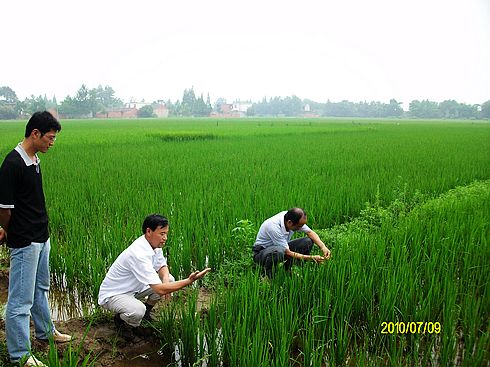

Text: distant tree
xmin=181 ymin=88 xmax=196 ymax=116
xmin=0 ymin=105 xmax=18 ymax=119
xmin=439 ymin=100 xmax=460 ymax=118
xmin=23 ymin=95 xmax=49 ymax=115
xmin=171 ymin=100 xmax=182 ymax=116
xmin=0 ymin=86 xmax=18 ymax=103
xmin=386 ymin=99 xmax=403 ymax=117
xmin=193 ymin=93 xmax=211 ymax=116
xmin=481 ymin=100 xmax=490 ymax=119
xmin=0 ymin=86 xmax=20 ymax=119
xmin=246 ymin=104 xmax=255 ymax=116
xmin=138 ymin=105 xmax=154 ymax=118
xmin=303 ymin=99 xmax=324 ymax=115
xmin=58 ymin=84 xmax=93 ymax=117
xmin=250 ymin=95 xmax=303 ymax=116
xmin=458 ymin=103 xmax=479 ymax=119
xmin=93 ymin=85 xmax=124 ymax=109
xmin=409 ymin=100 xmax=442 ymax=118
xmin=324 ymin=100 xmax=356 ymax=117
xmin=59 ymin=96 xmax=79 ymax=117
xmin=206 ymin=93 xmax=212 ymax=112
xmin=214 ymin=97 xmax=227 ymax=112
xmin=283 ymin=95 xmax=302 ymax=116
xmin=58 ymin=84 xmax=124 ymax=118
xmin=165 ymin=99 xmax=177 ymax=116
xmin=74 ymin=84 xmax=94 ymax=116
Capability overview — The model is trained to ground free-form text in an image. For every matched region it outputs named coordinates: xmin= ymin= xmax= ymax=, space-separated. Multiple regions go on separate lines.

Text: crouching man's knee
xmin=121 ymin=302 xmax=146 ymax=327
xmin=147 ymin=274 xmax=176 ymax=303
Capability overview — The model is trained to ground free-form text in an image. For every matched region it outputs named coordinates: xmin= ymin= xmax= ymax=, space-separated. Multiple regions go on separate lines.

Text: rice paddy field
xmin=0 ymin=117 xmax=489 ymax=366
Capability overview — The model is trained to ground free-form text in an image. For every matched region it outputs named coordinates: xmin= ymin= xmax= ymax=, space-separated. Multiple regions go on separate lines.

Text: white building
xmin=232 ymin=101 xmax=253 ymax=117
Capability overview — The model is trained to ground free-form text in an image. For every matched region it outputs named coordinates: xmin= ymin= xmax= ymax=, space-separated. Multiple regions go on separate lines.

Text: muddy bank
xmin=0 ymin=269 xmax=211 ymax=366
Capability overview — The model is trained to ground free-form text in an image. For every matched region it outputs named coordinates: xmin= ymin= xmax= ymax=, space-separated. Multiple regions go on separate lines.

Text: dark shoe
xmin=143 ymin=303 xmax=154 ymax=321
xmin=133 ymin=325 xmax=154 ymax=338
xmin=143 ymin=312 xmax=156 ymax=322
xmin=114 ymin=313 xmax=125 ymax=331
xmin=114 ymin=314 xmax=134 ymax=340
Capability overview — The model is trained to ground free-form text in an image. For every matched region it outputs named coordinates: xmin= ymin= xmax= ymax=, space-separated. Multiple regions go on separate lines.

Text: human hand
xmin=322 ymin=248 xmax=331 ymax=260
xmin=188 ymin=268 xmax=211 ymax=282
xmin=0 ymin=228 xmax=6 ymax=244
xmin=311 ymin=255 xmax=325 ymax=263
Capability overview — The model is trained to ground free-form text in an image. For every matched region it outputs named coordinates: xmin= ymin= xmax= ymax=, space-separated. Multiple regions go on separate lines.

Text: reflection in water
xmin=112 ymin=345 xmax=176 ymax=367
xmin=0 ymin=266 xmax=92 ymax=321
xmin=0 ymin=284 xmax=91 ymax=321
xmin=0 ymin=250 xmax=88 ymax=321
xmin=49 ymin=272 xmax=95 ymax=321
xmin=48 ymin=285 xmax=94 ymax=321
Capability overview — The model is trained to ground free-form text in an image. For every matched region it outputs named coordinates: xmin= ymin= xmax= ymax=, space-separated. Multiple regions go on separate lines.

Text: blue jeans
xmin=6 ymin=240 xmax=54 ymax=363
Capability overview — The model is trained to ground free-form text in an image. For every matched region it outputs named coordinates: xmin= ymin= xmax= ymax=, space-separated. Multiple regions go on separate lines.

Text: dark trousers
xmin=253 ymin=237 xmax=313 ymax=277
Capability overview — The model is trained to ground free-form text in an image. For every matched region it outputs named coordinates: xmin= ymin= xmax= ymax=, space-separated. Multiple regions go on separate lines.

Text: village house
xmin=95 ymin=102 xmax=169 ymax=119
xmin=210 ymin=101 xmax=252 ymax=118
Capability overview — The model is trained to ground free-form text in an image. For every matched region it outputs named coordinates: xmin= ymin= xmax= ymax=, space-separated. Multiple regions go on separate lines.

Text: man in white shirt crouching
xmin=98 ymin=214 xmax=210 ymax=333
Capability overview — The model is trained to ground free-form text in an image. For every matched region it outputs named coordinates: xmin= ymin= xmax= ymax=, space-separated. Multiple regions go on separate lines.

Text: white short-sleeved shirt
xmin=98 ymin=235 xmax=167 ymax=305
xmin=253 ymin=211 xmax=311 ymax=250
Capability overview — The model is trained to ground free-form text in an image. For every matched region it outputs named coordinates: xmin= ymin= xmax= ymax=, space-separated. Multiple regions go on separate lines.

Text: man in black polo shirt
xmin=0 ymin=111 xmax=72 ymax=367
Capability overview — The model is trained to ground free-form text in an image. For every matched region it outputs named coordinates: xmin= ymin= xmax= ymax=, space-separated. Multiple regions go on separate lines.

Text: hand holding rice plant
xmin=310 ymin=254 xmax=325 ymax=263
xmin=321 ymin=246 xmax=331 ymax=260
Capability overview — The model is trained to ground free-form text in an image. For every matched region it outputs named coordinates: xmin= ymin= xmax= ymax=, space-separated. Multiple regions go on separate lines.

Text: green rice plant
xmin=30 ymin=118 xmax=488 ymax=299
xmin=296 ymin=325 xmax=326 ymax=367
xmin=46 ymin=323 xmax=98 ymax=366
xmin=148 ymin=131 xmax=217 ymax=141
xmin=176 ymin=290 xmax=204 ymax=367
xmin=0 ymin=341 xmax=9 ymax=366
xmin=153 ymin=299 xmax=180 ymax=354
xmin=1 ymin=118 xmax=488 ymax=364
xmin=202 ymin=300 xmax=221 ymax=367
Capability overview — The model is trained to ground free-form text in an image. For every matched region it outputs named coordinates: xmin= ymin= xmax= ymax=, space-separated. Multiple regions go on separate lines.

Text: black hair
xmin=142 ymin=214 xmax=169 ymax=234
xmin=284 ymin=207 xmax=307 ymax=225
xmin=25 ymin=111 xmax=62 ymax=138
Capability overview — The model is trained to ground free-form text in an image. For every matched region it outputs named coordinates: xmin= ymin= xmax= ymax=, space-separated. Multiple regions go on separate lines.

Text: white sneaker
xmin=53 ymin=329 xmax=73 ymax=343
xmin=23 ymin=355 xmax=47 ymax=367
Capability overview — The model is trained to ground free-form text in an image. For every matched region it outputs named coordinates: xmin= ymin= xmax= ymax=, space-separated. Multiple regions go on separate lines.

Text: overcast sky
xmin=2 ymin=0 xmax=489 ymax=108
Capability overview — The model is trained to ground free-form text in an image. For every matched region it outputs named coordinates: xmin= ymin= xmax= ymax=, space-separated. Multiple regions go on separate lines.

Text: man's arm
xmin=0 ymin=208 xmax=11 ymax=230
xmin=150 ymin=268 xmax=211 ymax=296
xmin=284 ymin=247 xmax=325 ymax=262
xmin=158 ymin=265 xmax=170 ymax=283
xmin=306 ymin=230 xmax=331 ymax=259
xmin=266 ymin=226 xmax=325 ymax=262
xmin=0 ymin=208 xmax=11 ymax=243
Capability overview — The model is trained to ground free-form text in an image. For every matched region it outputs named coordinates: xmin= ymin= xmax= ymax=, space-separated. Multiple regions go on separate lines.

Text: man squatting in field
xmin=98 ymin=214 xmax=211 ymax=335
xmin=0 ymin=111 xmax=72 ymax=367
xmin=252 ymin=208 xmax=331 ymax=277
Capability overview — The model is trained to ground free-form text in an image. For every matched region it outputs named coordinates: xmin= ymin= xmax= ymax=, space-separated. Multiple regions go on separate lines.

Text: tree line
xmin=0 ymin=85 xmax=124 ymax=119
xmin=1 ymin=85 xmax=489 ymax=119
xmin=249 ymin=97 xmax=490 ymax=119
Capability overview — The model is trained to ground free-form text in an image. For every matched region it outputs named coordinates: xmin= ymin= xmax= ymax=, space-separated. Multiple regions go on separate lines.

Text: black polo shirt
xmin=0 ymin=145 xmax=49 ymax=248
